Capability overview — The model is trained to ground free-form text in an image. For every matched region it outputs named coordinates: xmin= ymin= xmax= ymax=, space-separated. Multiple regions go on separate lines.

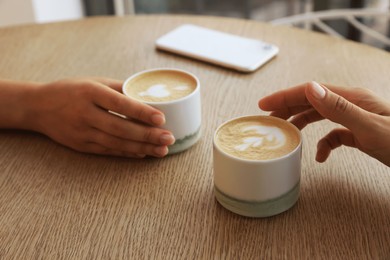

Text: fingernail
xmin=154 ymin=146 xmax=168 ymax=157
xmin=151 ymin=114 xmax=165 ymax=126
xmin=160 ymin=134 xmax=175 ymax=145
xmin=311 ymin=81 xmax=326 ymax=99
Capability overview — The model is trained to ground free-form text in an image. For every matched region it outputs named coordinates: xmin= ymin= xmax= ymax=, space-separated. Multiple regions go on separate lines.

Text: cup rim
xmin=122 ymin=68 xmax=200 ymax=105
xmin=213 ymin=115 xmax=302 ymax=163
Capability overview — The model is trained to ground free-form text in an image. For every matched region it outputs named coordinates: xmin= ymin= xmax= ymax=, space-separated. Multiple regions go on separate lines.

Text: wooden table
xmin=0 ymin=15 xmax=389 ymax=259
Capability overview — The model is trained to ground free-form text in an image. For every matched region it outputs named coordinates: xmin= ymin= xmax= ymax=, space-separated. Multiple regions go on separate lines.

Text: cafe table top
xmin=0 ymin=15 xmax=389 ymax=259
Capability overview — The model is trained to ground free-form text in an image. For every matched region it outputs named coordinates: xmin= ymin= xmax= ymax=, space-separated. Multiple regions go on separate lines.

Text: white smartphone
xmin=155 ymin=24 xmax=279 ymax=72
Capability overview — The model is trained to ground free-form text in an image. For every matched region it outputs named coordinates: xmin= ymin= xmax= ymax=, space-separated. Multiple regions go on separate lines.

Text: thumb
xmin=306 ymin=81 xmax=370 ymax=132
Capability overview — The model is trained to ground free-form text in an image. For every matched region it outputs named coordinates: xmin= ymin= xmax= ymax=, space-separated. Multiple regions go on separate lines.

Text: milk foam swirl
xmin=234 ymin=125 xmax=286 ymax=151
xmin=138 ymin=84 xmax=191 ymax=98
xmin=215 ymin=116 xmax=300 ymax=160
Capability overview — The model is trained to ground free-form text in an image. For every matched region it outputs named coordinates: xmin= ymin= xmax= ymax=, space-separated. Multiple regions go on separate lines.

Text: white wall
xmin=32 ymin=0 xmax=84 ymax=23
xmin=0 ymin=0 xmax=35 ymax=27
xmin=0 ymin=0 xmax=84 ymax=27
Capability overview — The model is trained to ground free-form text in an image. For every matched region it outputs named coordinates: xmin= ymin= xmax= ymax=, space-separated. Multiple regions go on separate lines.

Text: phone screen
xmin=156 ymin=24 xmax=279 ymax=72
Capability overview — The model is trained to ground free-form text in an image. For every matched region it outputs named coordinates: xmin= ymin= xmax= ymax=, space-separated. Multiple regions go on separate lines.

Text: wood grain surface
xmin=0 ymin=15 xmax=389 ymax=259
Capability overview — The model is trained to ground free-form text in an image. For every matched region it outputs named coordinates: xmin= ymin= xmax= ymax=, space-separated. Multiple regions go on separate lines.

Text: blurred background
xmin=0 ymin=0 xmax=389 ymax=50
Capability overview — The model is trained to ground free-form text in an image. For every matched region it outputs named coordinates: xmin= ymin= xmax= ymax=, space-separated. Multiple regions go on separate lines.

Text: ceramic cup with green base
xmin=123 ymin=68 xmax=201 ymax=154
xmin=213 ymin=115 xmax=302 ymax=217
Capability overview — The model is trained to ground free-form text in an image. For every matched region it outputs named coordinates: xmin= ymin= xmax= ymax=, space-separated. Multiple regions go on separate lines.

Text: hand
xmin=258 ymin=81 xmax=390 ymax=166
xmin=24 ymin=78 xmax=175 ymax=158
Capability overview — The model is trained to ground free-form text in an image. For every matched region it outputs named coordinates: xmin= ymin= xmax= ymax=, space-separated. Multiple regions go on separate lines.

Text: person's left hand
xmin=258 ymin=82 xmax=390 ymax=166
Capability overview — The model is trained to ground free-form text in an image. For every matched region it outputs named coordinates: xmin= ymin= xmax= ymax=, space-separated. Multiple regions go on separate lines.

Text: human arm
xmin=0 ymin=78 xmax=175 ymax=158
xmin=258 ymin=81 xmax=390 ymax=166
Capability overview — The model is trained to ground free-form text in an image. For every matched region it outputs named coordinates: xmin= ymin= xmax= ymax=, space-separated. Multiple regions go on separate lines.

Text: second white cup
xmin=213 ymin=115 xmax=302 ymax=217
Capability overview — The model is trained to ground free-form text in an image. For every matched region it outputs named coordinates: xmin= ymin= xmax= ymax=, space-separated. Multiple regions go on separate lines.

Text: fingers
xmin=269 ymin=105 xmax=313 ymax=120
xmin=79 ymin=129 xmax=170 ymax=158
xmin=289 ymin=108 xmax=324 ymax=130
xmin=90 ymin=82 xmax=166 ymax=127
xmin=259 ymin=81 xmax=390 ymax=166
xmin=259 ymin=82 xmax=390 ymax=118
xmin=93 ymin=77 xmax=123 ymax=92
xmin=89 ymin=106 xmax=175 ymax=146
xmin=316 ymin=128 xmax=357 ymax=163
xmin=306 ymin=82 xmax=373 ymax=133
xmin=313 ymin=84 xmax=390 ymax=115
xmin=259 ymin=83 xmax=318 ymax=125
xmin=259 ymin=83 xmax=311 ymax=111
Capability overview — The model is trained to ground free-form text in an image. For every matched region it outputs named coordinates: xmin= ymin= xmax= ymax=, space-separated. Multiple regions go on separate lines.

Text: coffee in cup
xmin=124 ymin=70 xmax=197 ymax=103
xmin=213 ymin=115 xmax=302 ymax=217
xmin=123 ymin=68 xmax=202 ymax=154
xmin=215 ymin=116 xmax=300 ymax=160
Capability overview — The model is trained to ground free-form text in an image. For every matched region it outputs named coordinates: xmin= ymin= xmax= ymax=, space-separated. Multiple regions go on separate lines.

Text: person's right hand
xmin=258 ymin=82 xmax=390 ymax=167
xmin=24 ymin=78 xmax=175 ymax=158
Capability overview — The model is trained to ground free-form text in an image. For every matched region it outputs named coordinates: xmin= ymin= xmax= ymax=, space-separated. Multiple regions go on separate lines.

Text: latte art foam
xmin=235 ymin=125 xmax=286 ymax=151
xmin=215 ymin=116 xmax=300 ymax=160
xmin=138 ymin=84 xmax=191 ymax=99
xmin=125 ymin=70 xmax=197 ymax=102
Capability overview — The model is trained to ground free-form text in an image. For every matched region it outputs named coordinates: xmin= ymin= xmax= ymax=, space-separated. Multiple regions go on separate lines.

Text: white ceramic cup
xmin=122 ymin=68 xmax=201 ymax=154
xmin=213 ymin=115 xmax=302 ymax=217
